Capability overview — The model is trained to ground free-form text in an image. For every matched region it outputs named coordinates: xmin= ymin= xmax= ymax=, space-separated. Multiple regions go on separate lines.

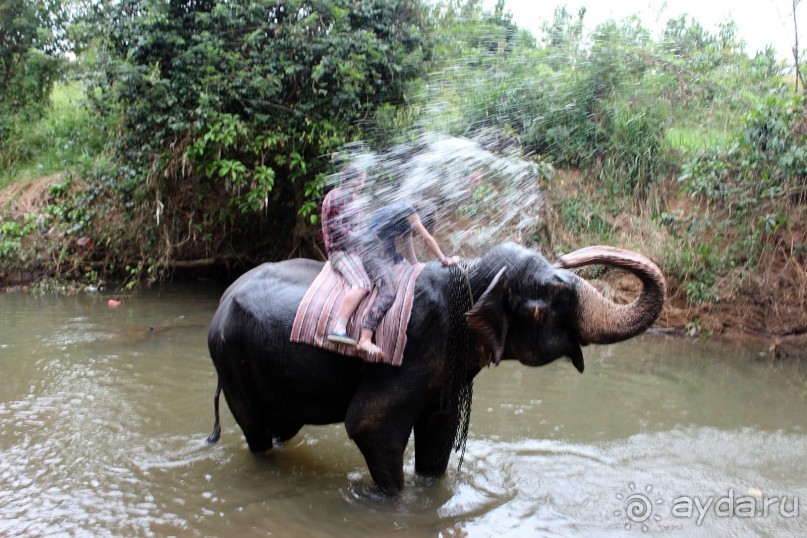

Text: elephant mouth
xmin=567 ymin=344 xmax=585 ymax=373
xmin=514 ymin=338 xmax=585 ymax=373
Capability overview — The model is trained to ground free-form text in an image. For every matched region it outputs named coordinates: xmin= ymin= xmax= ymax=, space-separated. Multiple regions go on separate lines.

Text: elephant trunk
xmin=554 ymin=246 xmax=666 ymax=345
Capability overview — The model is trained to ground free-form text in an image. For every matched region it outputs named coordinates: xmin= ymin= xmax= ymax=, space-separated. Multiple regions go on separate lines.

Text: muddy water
xmin=1 ymin=285 xmax=805 ymax=537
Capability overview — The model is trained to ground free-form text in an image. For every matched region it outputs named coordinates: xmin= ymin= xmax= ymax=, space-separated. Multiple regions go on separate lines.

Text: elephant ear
xmin=465 ymin=266 xmax=509 ymax=365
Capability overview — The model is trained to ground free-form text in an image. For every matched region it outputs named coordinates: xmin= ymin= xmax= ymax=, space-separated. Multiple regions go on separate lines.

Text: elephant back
xmin=210 ymin=259 xmax=325 ymax=344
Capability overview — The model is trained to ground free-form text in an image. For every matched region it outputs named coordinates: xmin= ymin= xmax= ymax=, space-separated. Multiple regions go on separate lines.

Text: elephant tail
xmin=206 ymin=381 xmax=222 ymax=445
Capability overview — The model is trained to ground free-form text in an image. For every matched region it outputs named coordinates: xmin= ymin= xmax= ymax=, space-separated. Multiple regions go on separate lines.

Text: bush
xmin=0 ymin=82 xmax=108 ymax=188
xmin=0 ymin=0 xmax=65 ymax=142
xmin=420 ymin=8 xmax=671 ymax=201
xmin=81 ymin=0 xmax=432 ymax=265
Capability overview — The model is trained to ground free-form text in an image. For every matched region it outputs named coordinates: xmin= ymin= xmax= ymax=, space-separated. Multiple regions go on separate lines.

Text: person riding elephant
xmin=357 ymin=200 xmax=460 ymax=360
xmin=321 ymin=164 xmax=372 ymax=348
xmin=206 ymin=242 xmax=665 ymax=495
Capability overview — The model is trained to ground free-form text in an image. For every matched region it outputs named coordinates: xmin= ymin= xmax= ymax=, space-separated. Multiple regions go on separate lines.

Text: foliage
xmin=0 ymin=0 xmax=66 ymax=143
xmin=421 ymin=6 xmax=672 ymax=200
xmin=78 ymin=0 xmax=431 ymax=269
xmin=0 ymin=176 xmax=80 ymax=269
xmin=0 ymin=219 xmax=30 ymax=260
xmin=0 ymin=82 xmax=110 ymax=188
xmin=393 ymin=3 xmax=802 ymax=313
xmin=679 ymin=89 xmax=806 ymax=208
xmin=415 ymin=4 xmax=803 ymax=312
xmin=2 ymin=0 xmax=806 ymax=321
xmin=669 ymin=88 xmax=805 ymax=304
xmin=557 ymin=197 xmax=611 ymax=239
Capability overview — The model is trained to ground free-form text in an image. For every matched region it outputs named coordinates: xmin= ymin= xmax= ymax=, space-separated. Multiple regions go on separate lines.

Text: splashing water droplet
xmin=328 ymin=131 xmax=551 ymax=259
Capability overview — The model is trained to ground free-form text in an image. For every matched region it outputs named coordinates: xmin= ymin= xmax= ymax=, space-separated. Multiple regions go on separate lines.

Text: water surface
xmin=1 ymin=286 xmax=805 ymax=536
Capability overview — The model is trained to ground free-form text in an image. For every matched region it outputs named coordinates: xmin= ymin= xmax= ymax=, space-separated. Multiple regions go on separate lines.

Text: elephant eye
xmin=520 ymin=299 xmax=547 ymax=322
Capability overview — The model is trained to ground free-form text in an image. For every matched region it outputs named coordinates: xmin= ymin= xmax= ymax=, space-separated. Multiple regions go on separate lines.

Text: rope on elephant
xmin=444 ymin=260 xmax=475 ymax=469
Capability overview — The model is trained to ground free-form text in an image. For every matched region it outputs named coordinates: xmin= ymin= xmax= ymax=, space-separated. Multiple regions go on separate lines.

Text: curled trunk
xmin=554 ymin=246 xmax=666 ymax=345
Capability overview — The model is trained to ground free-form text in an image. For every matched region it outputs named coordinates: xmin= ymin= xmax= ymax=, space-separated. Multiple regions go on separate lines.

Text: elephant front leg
xmin=345 ymin=406 xmax=412 ymax=496
xmin=413 ymin=405 xmax=457 ymax=478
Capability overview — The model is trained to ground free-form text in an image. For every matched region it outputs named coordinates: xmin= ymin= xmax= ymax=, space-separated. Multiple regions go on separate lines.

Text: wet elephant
xmin=206 ymin=242 xmax=665 ymax=495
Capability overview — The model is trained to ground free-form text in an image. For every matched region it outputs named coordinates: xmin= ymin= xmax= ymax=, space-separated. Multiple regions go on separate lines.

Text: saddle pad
xmin=290 ymin=261 xmax=425 ymax=366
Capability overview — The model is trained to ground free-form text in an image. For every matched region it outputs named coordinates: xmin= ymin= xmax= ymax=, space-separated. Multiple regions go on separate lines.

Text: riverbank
xmin=541 ymin=170 xmax=806 ymax=358
xmin=1 ymin=172 xmax=805 ymax=358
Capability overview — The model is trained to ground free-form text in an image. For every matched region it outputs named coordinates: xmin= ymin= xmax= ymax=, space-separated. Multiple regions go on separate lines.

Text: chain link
xmin=443 ymin=260 xmax=475 ymax=469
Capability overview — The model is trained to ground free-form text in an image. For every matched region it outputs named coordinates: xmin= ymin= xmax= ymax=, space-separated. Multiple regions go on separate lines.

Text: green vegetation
xmin=0 ymin=0 xmax=805 ymax=337
xmin=665 ymin=126 xmax=733 ymax=154
xmin=85 ymin=0 xmax=430 ymax=275
xmin=0 ymin=82 xmax=108 ymax=188
xmin=1 ymin=0 xmax=67 ymax=181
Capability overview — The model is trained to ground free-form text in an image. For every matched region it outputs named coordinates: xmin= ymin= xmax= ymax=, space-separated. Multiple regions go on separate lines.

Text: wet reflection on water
xmin=0 ymin=285 xmax=805 ymax=536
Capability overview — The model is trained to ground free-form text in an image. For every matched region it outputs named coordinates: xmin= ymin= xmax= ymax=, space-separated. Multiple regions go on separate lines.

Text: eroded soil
xmin=2 ymin=174 xmax=805 ymax=358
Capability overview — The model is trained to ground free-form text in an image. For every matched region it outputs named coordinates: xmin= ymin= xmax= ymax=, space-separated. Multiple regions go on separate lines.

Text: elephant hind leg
xmin=213 ymin=343 xmax=303 ymax=453
xmin=224 ymin=394 xmax=273 ymax=452
xmin=270 ymin=421 xmax=303 ymax=445
xmin=244 ymin=430 xmax=274 ymax=453
xmin=240 ymin=419 xmax=302 ymax=454
xmin=214 ymin=378 xmax=279 ymax=453
xmin=244 ymin=418 xmax=303 ymax=454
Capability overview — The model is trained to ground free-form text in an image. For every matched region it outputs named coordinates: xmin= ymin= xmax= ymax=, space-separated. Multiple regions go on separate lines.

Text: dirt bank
xmin=594 ymin=268 xmax=807 ymax=359
xmin=2 ymin=174 xmax=805 ymax=358
xmin=540 ymin=170 xmax=806 ymax=356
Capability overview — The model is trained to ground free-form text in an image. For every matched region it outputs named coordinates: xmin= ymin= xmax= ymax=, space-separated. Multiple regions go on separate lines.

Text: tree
xmin=83 ymin=0 xmax=432 ymax=265
xmin=542 ymin=5 xmax=585 ymax=69
xmin=0 ymin=0 xmax=38 ymax=98
xmin=793 ymin=0 xmax=805 ymax=93
xmin=0 ymin=0 xmax=63 ymax=129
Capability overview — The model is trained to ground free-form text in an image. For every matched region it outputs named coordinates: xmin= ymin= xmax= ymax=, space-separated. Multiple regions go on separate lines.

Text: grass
xmin=665 ymin=125 xmax=734 ymax=154
xmin=0 ymin=81 xmax=109 ymax=190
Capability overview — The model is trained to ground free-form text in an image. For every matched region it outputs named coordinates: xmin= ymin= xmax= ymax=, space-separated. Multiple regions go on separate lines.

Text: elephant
xmin=206 ymin=242 xmax=665 ymax=495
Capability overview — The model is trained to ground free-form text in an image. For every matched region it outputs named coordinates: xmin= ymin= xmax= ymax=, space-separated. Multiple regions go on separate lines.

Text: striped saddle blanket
xmin=290 ymin=261 xmax=426 ymax=366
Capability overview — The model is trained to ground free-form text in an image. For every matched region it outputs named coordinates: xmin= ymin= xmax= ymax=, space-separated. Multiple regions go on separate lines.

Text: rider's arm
xmin=402 ymin=233 xmax=418 ymax=264
xmin=406 ymin=213 xmax=459 ymax=266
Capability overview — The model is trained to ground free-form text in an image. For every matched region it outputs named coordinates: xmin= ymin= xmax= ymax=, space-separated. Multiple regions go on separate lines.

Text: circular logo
xmin=615 ymin=483 xmax=664 ymax=531
xmin=624 ymin=492 xmax=653 ymax=523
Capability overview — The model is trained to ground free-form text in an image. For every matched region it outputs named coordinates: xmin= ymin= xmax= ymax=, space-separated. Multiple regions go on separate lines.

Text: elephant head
xmin=465 ymin=244 xmax=666 ymax=373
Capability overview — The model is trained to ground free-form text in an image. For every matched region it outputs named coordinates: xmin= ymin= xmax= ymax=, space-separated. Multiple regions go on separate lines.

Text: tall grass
xmin=0 ymin=81 xmax=109 ymax=189
xmin=665 ymin=125 xmax=734 ymax=154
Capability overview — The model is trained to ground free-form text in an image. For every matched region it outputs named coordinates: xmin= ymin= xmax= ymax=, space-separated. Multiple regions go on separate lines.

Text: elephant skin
xmin=206 ymin=242 xmax=665 ymax=495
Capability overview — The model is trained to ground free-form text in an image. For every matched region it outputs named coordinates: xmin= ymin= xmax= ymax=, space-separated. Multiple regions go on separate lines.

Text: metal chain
xmin=444 ymin=260 xmax=475 ymax=469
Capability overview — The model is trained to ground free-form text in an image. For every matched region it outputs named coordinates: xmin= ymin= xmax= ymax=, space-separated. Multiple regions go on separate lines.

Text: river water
xmin=1 ymin=284 xmax=805 ymax=537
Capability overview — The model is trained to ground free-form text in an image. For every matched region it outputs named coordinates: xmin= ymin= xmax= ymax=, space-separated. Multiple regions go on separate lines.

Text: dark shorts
xmin=361 ymin=247 xmax=400 ymax=331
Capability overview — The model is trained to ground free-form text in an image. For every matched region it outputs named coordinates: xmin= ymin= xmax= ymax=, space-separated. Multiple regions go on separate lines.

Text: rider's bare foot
xmin=356 ymin=340 xmax=385 ymax=361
